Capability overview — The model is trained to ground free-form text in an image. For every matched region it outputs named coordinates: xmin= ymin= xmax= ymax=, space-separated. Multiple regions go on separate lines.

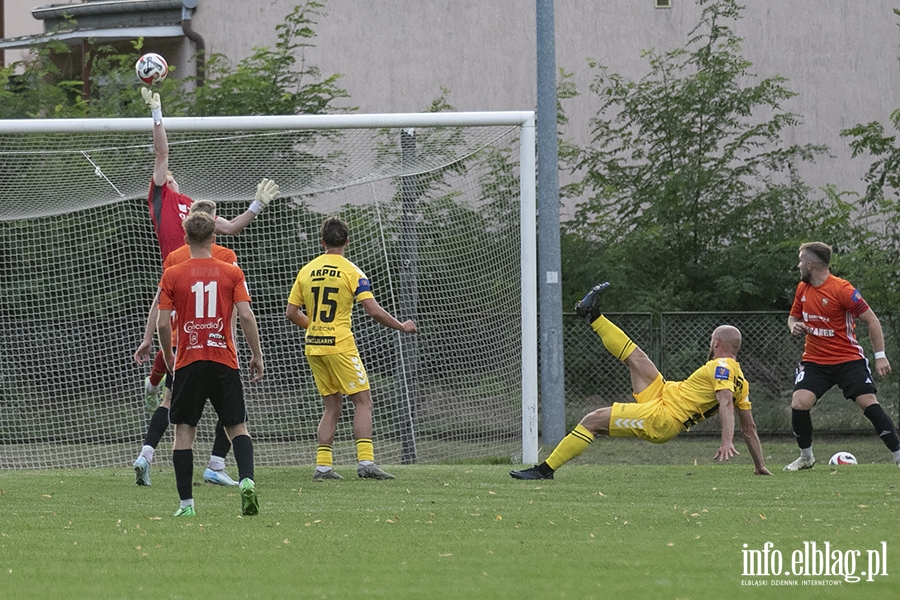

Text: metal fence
xmin=560 ymin=312 xmax=899 ymax=435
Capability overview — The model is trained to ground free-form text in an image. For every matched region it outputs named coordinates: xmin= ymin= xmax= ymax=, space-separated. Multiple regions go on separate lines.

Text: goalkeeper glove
xmin=249 ymin=178 xmax=280 ymax=214
xmin=141 ymin=87 xmax=163 ymax=124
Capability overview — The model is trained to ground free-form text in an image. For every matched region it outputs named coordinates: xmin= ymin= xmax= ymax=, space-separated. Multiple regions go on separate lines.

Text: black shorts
xmin=793 ymin=359 xmax=877 ymax=401
xmin=169 ymin=361 xmax=247 ymax=428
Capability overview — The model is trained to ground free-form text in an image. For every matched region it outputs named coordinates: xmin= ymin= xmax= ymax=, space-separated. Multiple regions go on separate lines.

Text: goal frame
xmin=0 ymin=111 xmax=539 ymax=464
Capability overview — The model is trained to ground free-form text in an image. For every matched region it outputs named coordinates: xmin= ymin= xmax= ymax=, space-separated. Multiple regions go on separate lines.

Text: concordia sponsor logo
xmin=184 ymin=318 xmax=224 ymax=334
xmin=740 ymin=541 xmax=889 ymax=584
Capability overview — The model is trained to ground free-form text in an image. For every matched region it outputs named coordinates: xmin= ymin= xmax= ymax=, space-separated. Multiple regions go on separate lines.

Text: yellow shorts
xmin=609 ymin=374 xmax=685 ymax=444
xmin=307 ymin=350 xmax=370 ymax=397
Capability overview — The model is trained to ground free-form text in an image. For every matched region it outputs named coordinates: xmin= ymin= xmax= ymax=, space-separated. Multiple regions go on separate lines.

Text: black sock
xmin=231 ymin=434 xmax=254 ymax=482
xmin=172 ymin=448 xmax=194 ymax=501
xmin=143 ymin=406 xmax=170 ymax=448
xmin=537 ymin=462 xmax=554 ymax=477
xmin=791 ymin=408 xmax=813 ymax=450
xmin=863 ymin=404 xmax=900 ymax=452
xmin=211 ymin=420 xmax=232 ymax=460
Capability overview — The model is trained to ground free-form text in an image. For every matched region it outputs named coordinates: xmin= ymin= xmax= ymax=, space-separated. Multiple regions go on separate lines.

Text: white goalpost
xmin=0 ymin=112 xmax=538 ymax=469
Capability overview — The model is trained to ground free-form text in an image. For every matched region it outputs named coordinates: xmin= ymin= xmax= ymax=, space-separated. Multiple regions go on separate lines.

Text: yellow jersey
xmin=288 ymin=253 xmax=375 ymax=356
xmin=663 ymin=357 xmax=751 ymax=429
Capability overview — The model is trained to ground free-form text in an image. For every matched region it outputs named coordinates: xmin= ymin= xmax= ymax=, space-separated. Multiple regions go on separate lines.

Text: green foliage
xmin=0 ymin=1 xmax=348 ymax=119
xmin=561 ymin=0 xmax=834 ymax=312
xmin=185 ymin=1 xmax=351 ymax=116
xmin=839 ymin=114 xmax=900 ymax=360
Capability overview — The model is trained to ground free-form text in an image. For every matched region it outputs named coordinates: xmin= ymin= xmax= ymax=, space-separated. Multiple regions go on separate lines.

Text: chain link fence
xmin=560 ymin=312 xmax=899 ymax=435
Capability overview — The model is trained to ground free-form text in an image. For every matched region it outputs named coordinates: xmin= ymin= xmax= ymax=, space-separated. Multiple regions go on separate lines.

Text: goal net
xmin=0 ymin=112 xmax=537 ymax=470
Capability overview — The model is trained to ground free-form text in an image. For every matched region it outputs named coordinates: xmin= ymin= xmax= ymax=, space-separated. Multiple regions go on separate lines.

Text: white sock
xmin=316 ymin=466 xmax=333 ymax=473
xmin=800 ymin=447 xmax=814 ymax=461
xmin=892 ymin=449 xmax=900 ymax=463
xmin=180 ymin=499 xmax=194 ymax=509
xmin=207 ymin=456 xmax=226 ymax=471
xmin=140 ymin=445 xmax=155 ymax=463
xmin=358 ymin=460 xmax=374 ymax=466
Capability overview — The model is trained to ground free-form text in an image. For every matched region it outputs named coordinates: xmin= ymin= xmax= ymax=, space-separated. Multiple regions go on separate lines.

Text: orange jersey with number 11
xmin=158 ymin=257 xmax=251 ymax=370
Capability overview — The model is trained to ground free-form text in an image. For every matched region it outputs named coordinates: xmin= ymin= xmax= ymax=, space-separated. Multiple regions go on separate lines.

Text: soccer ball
xmin=828 ymin=451 xmax=858 ymax=465
xmin=136 ymin=53 xmax=168 ymax=84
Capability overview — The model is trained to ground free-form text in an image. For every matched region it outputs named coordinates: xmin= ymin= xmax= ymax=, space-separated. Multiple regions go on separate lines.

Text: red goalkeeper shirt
xmin=148 ymin=180 xmax=192 ymax=262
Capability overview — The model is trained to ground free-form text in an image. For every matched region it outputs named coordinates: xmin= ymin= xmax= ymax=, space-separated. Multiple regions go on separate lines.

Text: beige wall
xmin=193 ymin=0 xmax=899 ymax=202
xmin=3 ymin=0 xmax=43 ymax=66
xmin=3 ymin=1 xmax=897 ymax=201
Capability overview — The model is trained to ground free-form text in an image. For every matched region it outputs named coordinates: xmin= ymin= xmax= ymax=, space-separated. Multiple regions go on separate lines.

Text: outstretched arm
xmin=359 ymin=298 xmax=416 ymax=333
xmin=738 ymin=408 xmax=773 ymax=475
xmin=142 ymin=88 xmax=168 ymax=187
xmin=214 ymin=178 xmax=280 ymax=236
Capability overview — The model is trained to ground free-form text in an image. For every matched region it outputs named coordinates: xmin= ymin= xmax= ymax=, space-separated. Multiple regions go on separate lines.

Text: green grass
xmin=1 ymin=438 xmax=898 ymax=599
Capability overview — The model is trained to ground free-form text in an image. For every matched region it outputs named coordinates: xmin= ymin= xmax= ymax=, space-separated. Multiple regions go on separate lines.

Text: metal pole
xmin=536 ymin=0 xmax=566 ymax=446
xmin=399 ymin=128 xmax=419 ymax=464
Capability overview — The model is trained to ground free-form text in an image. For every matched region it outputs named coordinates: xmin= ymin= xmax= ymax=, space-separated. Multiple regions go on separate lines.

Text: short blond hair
xmin=189 ymin=199 xmax=217 ymax=217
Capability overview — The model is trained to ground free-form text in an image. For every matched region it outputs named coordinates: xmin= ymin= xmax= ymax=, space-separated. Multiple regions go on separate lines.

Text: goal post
xmin=0 ymin=111 xmax=538 ymax=469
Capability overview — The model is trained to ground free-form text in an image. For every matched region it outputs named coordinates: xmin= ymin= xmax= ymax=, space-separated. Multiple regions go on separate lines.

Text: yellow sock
xmin=545 ymin=424 xmax=595 ymax=471
xmin=316 ymin=444 xmax=333 ymax=468
xmin=592 ymin=315 xmax=637 ymax=361
xmin=356 ymin=438 xmax=375 ymax=463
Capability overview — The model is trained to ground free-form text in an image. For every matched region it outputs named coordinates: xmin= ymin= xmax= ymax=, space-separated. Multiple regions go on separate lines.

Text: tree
xmin=839 ymin=107 xmax=900 ymax=359
xmin=184 ymin=1 xmax=351 ymax=116
xmin=0 ymin=1 xmax=348 ymax=119
xmin=560 ymin=0 xmax=834 ymax=312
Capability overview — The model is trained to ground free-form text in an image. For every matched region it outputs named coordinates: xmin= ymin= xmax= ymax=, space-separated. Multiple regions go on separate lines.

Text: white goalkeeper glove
xmin=141 ymin=87 xmax=163 ymax=124
xmin=249 ymin=178 xmax=280 ymax=214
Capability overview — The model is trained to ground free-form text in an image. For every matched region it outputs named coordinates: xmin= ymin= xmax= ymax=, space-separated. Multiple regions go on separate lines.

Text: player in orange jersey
xmin=511 ymin=282 xmax=771 ymax=480
xmin=132 ymin=200 xmax=246 ymax=487
xmin=784 ymin=242 xmax=900 ymax=471
xmin=139 ymin=87 xmax=278 ymax=409
xmin=158 ymin=211 xmax=263 ymax=517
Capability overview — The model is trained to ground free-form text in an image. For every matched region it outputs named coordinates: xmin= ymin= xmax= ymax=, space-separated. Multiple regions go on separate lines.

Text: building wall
xmin=3 ymin=0 xmax=44 ymax=66
xmin=3 ymin=1 xmax=898 ymax=202
xmin=196 ymin=0 xmax=899 ymax=204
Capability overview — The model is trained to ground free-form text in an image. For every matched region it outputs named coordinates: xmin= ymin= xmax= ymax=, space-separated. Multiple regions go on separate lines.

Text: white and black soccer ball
xmin=828 ymin=451 xmax=858 ymax=465
xmin=136 ymin=53 xmax=169 ymax=85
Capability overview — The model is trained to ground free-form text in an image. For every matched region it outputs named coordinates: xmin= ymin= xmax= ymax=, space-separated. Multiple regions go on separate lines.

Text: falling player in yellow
xmin=511 ymin=282 xmax=772 ymax=480
xmin=286 ymin=216 xmax=417 ymax=480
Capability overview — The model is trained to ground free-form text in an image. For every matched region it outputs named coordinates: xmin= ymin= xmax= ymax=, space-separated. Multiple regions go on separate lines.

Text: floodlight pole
xmin=536 ymin=0 xmax=566 ymax=447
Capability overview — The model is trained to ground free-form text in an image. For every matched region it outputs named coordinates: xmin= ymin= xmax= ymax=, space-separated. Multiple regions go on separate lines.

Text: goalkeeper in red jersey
xmin=511 ymin=282 xmax=772 ymax=480
xmin=136 ymin=87 xmax=278 ymax=427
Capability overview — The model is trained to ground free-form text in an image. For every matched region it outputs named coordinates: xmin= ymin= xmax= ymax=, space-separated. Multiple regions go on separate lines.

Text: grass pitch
xmin=1 ymin=438 xmax=898 ymax=599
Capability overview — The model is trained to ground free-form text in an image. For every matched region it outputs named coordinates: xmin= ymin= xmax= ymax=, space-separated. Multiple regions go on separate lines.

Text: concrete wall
xmin=195 ymin=0 xmax=899 ymax=203
xmin=4 ymin=0 xmax=898 ymax=202
xmin=3 ymin=0 xmax=44 ymax=65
